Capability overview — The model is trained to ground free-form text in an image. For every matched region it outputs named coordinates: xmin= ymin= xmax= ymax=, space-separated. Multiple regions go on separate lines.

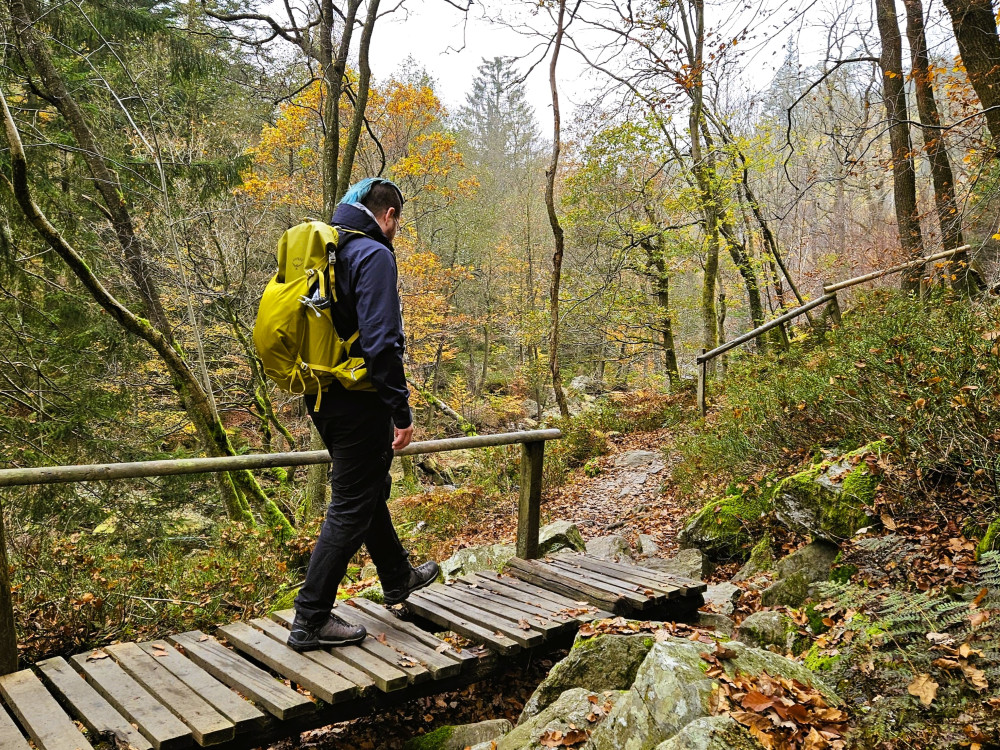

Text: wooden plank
xmin=347 ymin=598 xmax=479 ymax=667
xmin=543 ymin=557 xmax=657 ymax=608
xmin=335 ymin=606 xmax=462 ymax=679
xmin=459 ymin=576 xmax=575 ymax=624
xmin=551 ymin=555 xmax=680 ymax=598
xmin=137 ymin=641 xmax=265 ymax=732
xmin=0 ymin=701 xmax=30 ymax=750
xmin=435 ymin=584 xmax=564 ymax=635
xmin=105 ymin=643 xmax=234 ymax=746
xmin=504 ymin=557 xmax=626 ymax=613
xmin=0 ymin=670 xmax=93 ymax=750
xmin=412 ymin=588 xmax=545 ymax=647
xmin=70 ymin=652 xmax=192 ymax=750
xmin=218 ymin=622 xmax=357 ymax=704
xmin=401 ymin=593 xmax=520 ymax=655
xmin=558 ymin=554 xmax=704 ymax=596
xmin=562 ymin=553 xmax=707 ymax=595
xmin=267 ymin=613 xmax=407 ymax=693
xmin=168 ymin=632 xmax=313 ymax=721
xmin=36 ymin=657 xmax=153 ymax=750
xmin=476 ymin=571 xmax=613 ymax=619
xmin=250 ymin=617 xmax=376 ymax=694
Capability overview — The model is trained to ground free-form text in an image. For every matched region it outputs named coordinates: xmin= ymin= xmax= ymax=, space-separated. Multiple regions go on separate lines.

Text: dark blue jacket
xmin=327 ymin=203 xmax=411 ymax=429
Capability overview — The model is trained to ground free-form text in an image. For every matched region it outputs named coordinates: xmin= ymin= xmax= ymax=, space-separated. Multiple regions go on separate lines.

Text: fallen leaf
xmin=962 ymin=663 xmax=989 ymax=691
xmin=908 ymin=673 xmax=939 ymax=706
xmin=86 ymin=650 xmax=109 ymax=661
xmin=518 ymin=619 xmax=532 ymax=631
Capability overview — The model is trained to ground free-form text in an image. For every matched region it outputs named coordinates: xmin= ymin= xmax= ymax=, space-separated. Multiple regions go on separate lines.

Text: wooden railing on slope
xmin=695 ymin=246 xmax=970 ymax=416
xmin=0 ymin=429 xmax=562 ymax=675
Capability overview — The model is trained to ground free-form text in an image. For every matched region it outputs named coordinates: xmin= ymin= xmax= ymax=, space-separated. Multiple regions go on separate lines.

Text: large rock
xmin=654 ymin=716 xmax=760 ymax=750
xmin=539 ymin=520 xmax=587 ymax=557
xmin=736 ymin=611 xmax=807 ymax=653
xmin=694 ymin=613 xmax=735 ymax=637
xmin=498 ymin=688 xmax=625 ymax=750
xmin=589 ymin=637 xmax=836 ymax=750
xmin=615 ymin=450 xmax=660 ymax=468
xmin=678 ymin=490 xmax=769 ymax=561
xmin=405 ymin=719 xmax=513 ymax=750
xmin=586 ymin=534 xmax=634 ymax=562
xmin=520 ymin=633 xmax=656 ymax=722
xmin=773 ymin=443 xmax=883 ymax=541
xmin=441 ymin=544 xmax=515 ymax=579
xmin=637 ymin=534 xmax=660 ymax=557
xmin=644 ymin=549 xmax=713 ymax=581
xmin=701 ymin=583 xmax=741 ymax=616
xmin=760 ymin=540 xmax=840 ymax=608
xmin=570 ymin=375 xmax=603 ymax=394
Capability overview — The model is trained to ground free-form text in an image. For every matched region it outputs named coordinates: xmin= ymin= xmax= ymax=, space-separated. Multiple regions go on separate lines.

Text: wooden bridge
xmin=0 ymin=429 xmax=706 ymax=749
xmin=0 ymin=554 xmax=704 ymax=750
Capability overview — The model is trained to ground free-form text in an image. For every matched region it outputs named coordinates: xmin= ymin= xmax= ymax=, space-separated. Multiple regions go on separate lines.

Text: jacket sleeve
xmin=352 ymin=246 xmax=413 ymax=428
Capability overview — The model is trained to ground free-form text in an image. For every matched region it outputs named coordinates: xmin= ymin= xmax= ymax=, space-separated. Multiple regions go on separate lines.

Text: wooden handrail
xmin=0 ymin=429 xmax=562 ymax=489
xmin=822 ymin=245 xmax=969 ymax=294
xmin=696 ymin=293 xmax=836 ymax=364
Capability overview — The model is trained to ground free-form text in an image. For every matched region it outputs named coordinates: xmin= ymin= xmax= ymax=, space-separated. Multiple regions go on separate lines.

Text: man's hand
xmin=392 ymin=424 xmax=414 ymax=451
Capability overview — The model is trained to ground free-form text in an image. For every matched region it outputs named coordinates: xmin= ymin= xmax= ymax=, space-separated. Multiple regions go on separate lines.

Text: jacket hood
xmin=331 ymin=203 xmax=394 ymax=251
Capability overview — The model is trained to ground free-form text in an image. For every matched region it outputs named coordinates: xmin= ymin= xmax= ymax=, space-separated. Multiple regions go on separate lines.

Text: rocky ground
xmin=277 ymin=430 xmax=1000 ymax=749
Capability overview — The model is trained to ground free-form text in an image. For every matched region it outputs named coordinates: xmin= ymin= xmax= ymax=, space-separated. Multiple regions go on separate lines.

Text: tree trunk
xmin=904 ymin=0 xmax=981 ymax=296
xmin=407 ymin=378 xmax=477 ymax=436
xmin=876 ymin=0 xmax=926 ymax=291
xmin=545 ymin=0 xmax=571 ymax=419
xmin=0 ymin=498 xmax=16 ymax=676
xmin=941 ymin=0 xmax=1000 ymax=148
xmin=6 ymin=0 xmax=293 ymax=531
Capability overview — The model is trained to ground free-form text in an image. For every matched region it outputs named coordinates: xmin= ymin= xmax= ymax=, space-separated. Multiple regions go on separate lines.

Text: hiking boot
xmin=383 ymin=560 xmax=440 ymax=605
xmin=287 ymin=612 xmax=366 ymax=651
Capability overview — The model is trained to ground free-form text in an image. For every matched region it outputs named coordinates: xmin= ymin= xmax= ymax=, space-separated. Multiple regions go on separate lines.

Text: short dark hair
xmin=362 ymin=181 xmax=403 ymax=217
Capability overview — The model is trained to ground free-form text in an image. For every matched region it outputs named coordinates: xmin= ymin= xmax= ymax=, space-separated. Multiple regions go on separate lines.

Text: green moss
xmin=748 ymin=533 xmax=774 ymax=571
xmin=828 ymin=564 xmax=858 ymax=584
xmin=803 ymin=642 xmax=841 ymax=672
xmin=271 ymin=586 xmax=300 ymax=612
xmin=805 ymin=603 xmax=829 ymax=635
xmin=680 ymin=489 xmax=770 ymax=560
xmin=403 ymin=725 xmax=455 ymax=750
xmin=977 ymin=518 xmax=1000 ymax=558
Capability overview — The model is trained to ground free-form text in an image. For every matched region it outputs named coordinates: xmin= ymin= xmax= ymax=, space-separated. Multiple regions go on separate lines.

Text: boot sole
xmin=383 ymin=569 xmax=438 ymax=605
xmin=288 ymin=632 xmax=366 ymax=651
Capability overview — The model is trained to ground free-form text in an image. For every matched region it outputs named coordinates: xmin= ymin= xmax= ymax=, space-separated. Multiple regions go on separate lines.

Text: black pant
xmin=294 ymin=392 xmax=410 ymax=626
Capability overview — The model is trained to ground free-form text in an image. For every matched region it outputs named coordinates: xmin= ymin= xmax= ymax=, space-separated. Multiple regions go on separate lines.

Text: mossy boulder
xmin=678 ymin=490 xmax=769 ymax=561
xmin=653 ymin=716 xmax=760 ymax=750
xmin=498 ymin=688 xmax=626 ymax=750
xmin=539 ymin=520 xmax=587 ymax=556
xmin=773 ymin=443 xmax=884 ymax=542
xmin=520 ymin=633 xmax=656 ymax=722
xmin=588 ymin=637 xmax=836 ymax=750
xmin=760 ymin=540 xmax=839 ymax=608
xmin=441 ymin=543 xmax=516 ymax=579
xmin=405 ymin=719 xmax=513 ymax=750
xmin=735 ymin=611 xmax=808 ymax=654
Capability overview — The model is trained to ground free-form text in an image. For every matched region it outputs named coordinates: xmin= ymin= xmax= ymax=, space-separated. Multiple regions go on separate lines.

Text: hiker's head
xmin=342 ymin=178 xmax=404 ymax=241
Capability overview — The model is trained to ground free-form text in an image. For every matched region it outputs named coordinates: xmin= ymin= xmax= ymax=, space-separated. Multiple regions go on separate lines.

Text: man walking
xmin=288 ymin=178 xmax=439 ymax=651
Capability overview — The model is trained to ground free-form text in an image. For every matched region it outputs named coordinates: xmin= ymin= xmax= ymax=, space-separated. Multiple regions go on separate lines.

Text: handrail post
xmin=516 ymin=441 xmax=544 ymax=560
xmin=828 ymin=288 xmax=842 ymax=326
xmin=697 ymin=348 xmax=707 ymax=418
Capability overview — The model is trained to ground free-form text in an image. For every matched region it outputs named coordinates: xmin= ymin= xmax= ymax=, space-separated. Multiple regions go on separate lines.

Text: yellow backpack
xmin=253 ymin=221 xmax=375 ymax=406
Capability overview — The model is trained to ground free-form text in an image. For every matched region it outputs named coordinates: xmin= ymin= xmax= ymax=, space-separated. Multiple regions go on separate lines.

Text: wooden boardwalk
xmin=0 ymin=554 xmax=704 ymax=750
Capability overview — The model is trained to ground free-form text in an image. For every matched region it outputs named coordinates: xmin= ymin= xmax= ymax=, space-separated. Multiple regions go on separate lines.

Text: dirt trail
xmin=540 ymin=428 xmax=691 ymax=556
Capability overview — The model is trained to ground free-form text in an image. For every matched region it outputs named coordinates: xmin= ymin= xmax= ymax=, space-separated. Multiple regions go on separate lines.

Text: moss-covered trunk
xmin=0 ymin=497 xmax=17 ymax=676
